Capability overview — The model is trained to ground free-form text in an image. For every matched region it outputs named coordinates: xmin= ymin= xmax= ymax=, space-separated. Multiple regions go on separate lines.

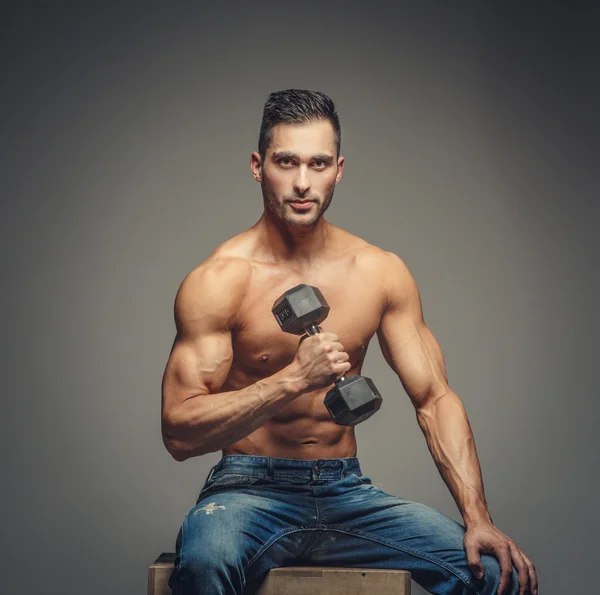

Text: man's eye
xmin=313 ymin=160 xmax=327 ymax=169
xmin=279 ymin=159 xmax=293 ymax=167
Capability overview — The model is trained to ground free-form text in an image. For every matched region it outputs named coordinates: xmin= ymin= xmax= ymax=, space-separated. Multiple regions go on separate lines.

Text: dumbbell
xmin=272 ymin=283 xmax=382 ymax=426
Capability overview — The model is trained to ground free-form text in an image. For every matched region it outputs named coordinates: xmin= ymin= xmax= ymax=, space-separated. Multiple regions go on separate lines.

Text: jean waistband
xmin=207 ymin=455 xmax=362 ymax=482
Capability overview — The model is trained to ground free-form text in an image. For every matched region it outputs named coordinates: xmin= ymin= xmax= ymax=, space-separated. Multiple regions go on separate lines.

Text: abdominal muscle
xmin=222 ymin=386 xmax=359 ymax=460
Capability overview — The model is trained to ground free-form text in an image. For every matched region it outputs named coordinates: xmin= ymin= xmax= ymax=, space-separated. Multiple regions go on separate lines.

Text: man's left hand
xmin=463 ymin=521 xmax=538 ymax=595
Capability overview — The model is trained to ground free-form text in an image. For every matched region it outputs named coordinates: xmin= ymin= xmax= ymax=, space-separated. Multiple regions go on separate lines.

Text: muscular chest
xmin=232 ymin=263 xmax=384 ymax=378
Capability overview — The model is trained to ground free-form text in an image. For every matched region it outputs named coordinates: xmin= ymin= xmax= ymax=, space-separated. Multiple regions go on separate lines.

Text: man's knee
xmin=479 ymin=554 xmax=520 ymax=595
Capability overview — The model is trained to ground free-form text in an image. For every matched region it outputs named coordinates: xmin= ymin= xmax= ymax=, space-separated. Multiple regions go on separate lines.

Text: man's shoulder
xmin=173 ymin=255 xmax=252 ymax=333
xmin=346 ymin=238 xmax=414 ymax=309
xmin=183 ymin=254 xmax=252 ymax=290
xmin=327 ymin=225 xmax=409 ymax=278
xmin=177 ymin=248 xmax=253 ymax=315
xmin=343 ymin=233 xmax=406 ymax=274
xmin=186 ymin=230 xmax=256 ymax=278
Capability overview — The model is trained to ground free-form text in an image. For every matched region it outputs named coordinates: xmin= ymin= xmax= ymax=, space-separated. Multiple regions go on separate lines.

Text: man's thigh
xmin=307 ymin=475 xmax=519 ymax=595
xmin=170 ymin=484 xmax=319 ymax=592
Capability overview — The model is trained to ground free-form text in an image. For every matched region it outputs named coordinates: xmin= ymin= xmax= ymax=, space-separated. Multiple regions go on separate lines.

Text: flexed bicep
xmin=161 ymin=258 xmax=251 ymax=431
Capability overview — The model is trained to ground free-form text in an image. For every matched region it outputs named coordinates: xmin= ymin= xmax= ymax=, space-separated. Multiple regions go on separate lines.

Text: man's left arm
xmin=376 ymin=251 xmax=537 ymax=595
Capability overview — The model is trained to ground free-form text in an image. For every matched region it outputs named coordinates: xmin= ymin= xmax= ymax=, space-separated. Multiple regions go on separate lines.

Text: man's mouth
xmin=289 ymin=200 xmax=314 ymax=211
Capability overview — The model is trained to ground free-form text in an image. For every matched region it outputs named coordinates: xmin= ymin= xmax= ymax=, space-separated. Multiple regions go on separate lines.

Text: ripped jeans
xmin=169 ymin=455 xmax=519 ymax=595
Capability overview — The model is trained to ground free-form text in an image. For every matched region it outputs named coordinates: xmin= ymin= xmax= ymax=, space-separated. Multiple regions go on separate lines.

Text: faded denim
xmin=169 ymin=455 xmax=519 ymax=594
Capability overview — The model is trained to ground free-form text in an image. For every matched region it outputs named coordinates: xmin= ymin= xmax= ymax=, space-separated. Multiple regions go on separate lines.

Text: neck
xmin=255 ymin=208 xmax=333 ymax=267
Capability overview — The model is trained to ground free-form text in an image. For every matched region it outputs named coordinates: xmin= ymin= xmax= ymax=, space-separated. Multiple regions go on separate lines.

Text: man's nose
xmin=293 ymin=167 xmax=311 ymax=195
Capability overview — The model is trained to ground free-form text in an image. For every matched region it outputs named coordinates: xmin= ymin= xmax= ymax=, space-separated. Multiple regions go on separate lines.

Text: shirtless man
xmin=161 ymin=89 xmax=538 ymax=595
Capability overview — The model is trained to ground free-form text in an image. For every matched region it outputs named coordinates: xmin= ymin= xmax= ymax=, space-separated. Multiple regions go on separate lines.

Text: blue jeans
xmin=169 ymin=455 xmax=519 ymax=594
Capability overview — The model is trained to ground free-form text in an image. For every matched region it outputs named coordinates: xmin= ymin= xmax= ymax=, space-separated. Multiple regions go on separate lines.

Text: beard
xmin=261 ymin=179 xmax=335 ymax=228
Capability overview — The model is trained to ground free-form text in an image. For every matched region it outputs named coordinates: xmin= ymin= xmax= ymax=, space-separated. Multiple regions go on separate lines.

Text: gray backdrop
xmin=1 ymin=2 xmax=598 ymax=594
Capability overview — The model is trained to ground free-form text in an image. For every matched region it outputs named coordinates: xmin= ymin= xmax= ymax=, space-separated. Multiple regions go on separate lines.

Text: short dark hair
xmin=258 ymin=89 xmax=341 ymax=160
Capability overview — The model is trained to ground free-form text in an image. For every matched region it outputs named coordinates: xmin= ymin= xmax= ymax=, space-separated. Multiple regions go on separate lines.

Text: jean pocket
xmin=196 ymin=473 xmax=262 ymax=502
xmin=350 ymin=473 xmax=373 ymax=485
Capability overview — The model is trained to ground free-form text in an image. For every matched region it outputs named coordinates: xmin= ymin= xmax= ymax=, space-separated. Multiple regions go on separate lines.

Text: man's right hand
xmin=291 ymin=329 xmax=352 ymax=393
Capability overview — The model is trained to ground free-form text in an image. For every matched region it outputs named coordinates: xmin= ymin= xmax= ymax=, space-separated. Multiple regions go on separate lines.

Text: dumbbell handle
xmin=304 ymin=323 xmax=347 ymax=383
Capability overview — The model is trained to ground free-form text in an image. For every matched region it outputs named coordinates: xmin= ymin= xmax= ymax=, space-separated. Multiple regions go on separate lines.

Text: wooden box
xmin=148 ymin=552 xmax=411 ymax=594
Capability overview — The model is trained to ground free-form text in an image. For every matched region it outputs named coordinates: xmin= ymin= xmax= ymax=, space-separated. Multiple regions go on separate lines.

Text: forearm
xmin=416 ymin=390 xmax=493 ymax=528
xmin=162 ymin=365 xmax=306 ymax=461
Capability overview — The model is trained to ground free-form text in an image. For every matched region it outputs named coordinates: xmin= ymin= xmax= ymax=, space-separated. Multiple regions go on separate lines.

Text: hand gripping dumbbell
xmin=272 ymin=283 xmax=383 ymax=426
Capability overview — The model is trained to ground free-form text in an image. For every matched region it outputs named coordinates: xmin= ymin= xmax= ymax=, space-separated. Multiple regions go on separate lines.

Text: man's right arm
xmin=161 ymin=258 xmax=307 ymax=462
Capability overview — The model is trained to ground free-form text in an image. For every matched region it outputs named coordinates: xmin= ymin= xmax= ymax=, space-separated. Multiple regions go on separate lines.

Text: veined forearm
xmin=162 ymin=365 xmax=306 ymax=460
xmin=416 ymin=390 xmax=493 ymax=527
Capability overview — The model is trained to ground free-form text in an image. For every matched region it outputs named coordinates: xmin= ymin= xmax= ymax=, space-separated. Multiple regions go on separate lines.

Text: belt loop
xmin=341 ymin=458 xmax=349 ymax=477
xmin=205 ymin=465 xmax=216 ymax=483
xmin=267 ymin=458 xmax=274 ymax=479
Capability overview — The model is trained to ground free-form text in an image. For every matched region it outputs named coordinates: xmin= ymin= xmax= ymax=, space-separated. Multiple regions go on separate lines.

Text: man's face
xmin=252 ymin=119 xmax=344 ymax=228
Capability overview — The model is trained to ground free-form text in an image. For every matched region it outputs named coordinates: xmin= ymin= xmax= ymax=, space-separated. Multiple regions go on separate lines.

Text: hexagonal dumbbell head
xmin=272 ymin=284 xmax=330 ymax=335
xmin=324 ymin=375 xmax=383 ymax=426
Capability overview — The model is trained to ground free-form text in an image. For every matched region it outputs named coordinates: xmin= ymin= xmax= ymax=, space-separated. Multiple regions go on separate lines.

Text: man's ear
xmin=250 ymin=151 xmax=263 ymax=183
xmin=335 ymin=155 xmax=345 ymax=185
